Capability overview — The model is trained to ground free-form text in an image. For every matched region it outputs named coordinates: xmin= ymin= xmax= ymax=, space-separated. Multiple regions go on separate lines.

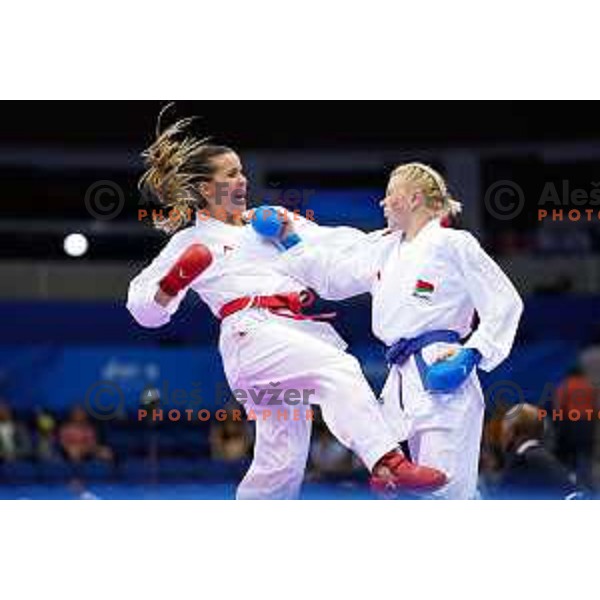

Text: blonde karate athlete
xmin=126 ymin=113 xmax=447 ymax=500
xmin=253 ymin=163 xmax=524 ymax=499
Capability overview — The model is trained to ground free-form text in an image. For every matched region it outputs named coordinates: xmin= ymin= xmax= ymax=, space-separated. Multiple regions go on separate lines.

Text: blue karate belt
xmin=386 ymin=330 xmax=463 ymax=393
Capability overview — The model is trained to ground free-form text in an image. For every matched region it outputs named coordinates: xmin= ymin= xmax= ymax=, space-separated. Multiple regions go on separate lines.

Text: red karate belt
xmin=219 ymin=290 xmax=335 ymax=322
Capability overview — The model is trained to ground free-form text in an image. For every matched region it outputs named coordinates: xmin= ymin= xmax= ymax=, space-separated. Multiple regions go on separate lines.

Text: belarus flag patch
xmin=414 ymin=279 xmax=435 ymax=298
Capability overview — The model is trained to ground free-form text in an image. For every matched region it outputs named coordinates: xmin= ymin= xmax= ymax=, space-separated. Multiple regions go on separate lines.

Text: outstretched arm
xmin=251 ymin=206 xmax=390 ymax=300
xmin=280 ymin=229 xmax=385 ymax=300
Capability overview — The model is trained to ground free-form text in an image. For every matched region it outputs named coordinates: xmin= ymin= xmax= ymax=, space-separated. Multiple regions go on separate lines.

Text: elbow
xmin=512 ymin=290 xmax=525 ymax=323
xmin=126 ymin=299 xmax=170 ymax=329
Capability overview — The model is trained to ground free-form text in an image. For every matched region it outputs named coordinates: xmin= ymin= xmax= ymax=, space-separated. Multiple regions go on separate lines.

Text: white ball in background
xmin=63 ymin=233 xmax=89 ymax=257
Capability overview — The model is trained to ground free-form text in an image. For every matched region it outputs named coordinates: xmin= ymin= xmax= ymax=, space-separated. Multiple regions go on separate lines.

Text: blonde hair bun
xmin=391 ymin=162 xmax=463 ymax=218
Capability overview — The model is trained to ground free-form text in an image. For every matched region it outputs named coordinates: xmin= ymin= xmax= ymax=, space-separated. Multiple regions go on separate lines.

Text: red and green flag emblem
xmin=414 ymin=279 xmax=435 ymax=297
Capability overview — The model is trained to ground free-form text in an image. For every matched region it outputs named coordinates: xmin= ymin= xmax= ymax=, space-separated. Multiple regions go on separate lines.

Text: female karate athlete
xmin=126 ymin=114 xmax=447 ymax=499
xmin=253 ymin=163 xmax=524 ymax=499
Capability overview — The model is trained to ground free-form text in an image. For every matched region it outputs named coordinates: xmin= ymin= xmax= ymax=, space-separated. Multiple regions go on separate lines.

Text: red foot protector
xmin=370 ymin=450 xmax=447 ymax=496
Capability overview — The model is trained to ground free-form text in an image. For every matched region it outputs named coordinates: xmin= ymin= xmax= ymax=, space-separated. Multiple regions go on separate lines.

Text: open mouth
xmin=230 ymin=188 xmax=247 ymax=207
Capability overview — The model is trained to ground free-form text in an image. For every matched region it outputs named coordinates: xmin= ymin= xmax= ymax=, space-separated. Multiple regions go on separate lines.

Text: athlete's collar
xmin=401 ymin=218 xmax=441 ymax=244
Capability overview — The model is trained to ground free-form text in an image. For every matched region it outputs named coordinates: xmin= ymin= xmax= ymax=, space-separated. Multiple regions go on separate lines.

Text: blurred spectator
xmin=494 ymin=230 xmax=531 ymax=256
xmin=537 ymin=218 xmax=592 ymax=255
xmin=554 ymin=366 xmax=597 ymax=490
xmin=478 ymin=444 xmax=502 ymax=498
xmin=580 ymin=343 xmax=600 ymax=389
xmin=477 ymin=418 xmax=504 ymax=498
xmin=58 ymin=405 xmax=113 ymax=463
xmin=496 ymin=404 xmax=577 ymax=499
xmin=0 ymin=399 xmax=32 ymax=461
xmin=308 ymin=421 xmax=357 ymax=482
xmin=34 ymin=408 xmax=58 ymax=461
xmin=209 ymin=414 xmax=251 ymax=462
xmin=533 ymin=274 xmax=574 ymax=295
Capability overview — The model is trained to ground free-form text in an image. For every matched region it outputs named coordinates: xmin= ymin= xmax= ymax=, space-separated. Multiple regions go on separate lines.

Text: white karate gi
xmin=126 ymin=215 xmax=399 ymax=499
xmin=280 ymin=219 xmax=524 ymax=499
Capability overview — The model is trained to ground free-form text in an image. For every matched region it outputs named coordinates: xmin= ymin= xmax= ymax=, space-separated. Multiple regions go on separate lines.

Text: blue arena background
xmin=1 ymin=296 xmax=597 ymax=412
